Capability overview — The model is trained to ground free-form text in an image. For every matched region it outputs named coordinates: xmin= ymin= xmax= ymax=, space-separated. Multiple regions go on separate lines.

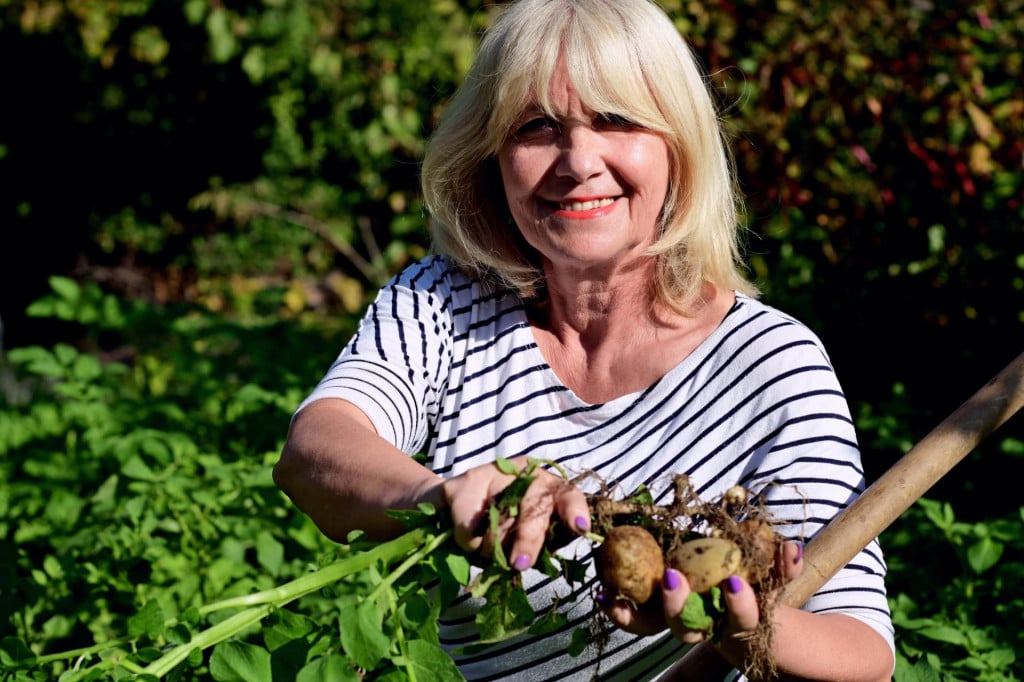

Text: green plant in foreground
xmin=0 ymin=458 xmax=594 ymax=681
xmin=2 ymin=508 xmax=459 ymax=681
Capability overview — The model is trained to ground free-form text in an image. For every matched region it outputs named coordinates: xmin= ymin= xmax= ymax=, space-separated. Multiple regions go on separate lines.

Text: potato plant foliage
xmin=1 ymin=0 xmax=1024 ymax=679
xmin=0 ymin=283 xmax=594 ymax=681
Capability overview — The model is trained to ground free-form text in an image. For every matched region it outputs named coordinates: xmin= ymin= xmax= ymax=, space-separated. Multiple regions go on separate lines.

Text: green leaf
xmin=127 ymin=600 xmax=165 ymax=639
xmin=966 ymin=536 xmax=1003 ymax=574
xmin=473 ymin=572 xmax=535 ymax=644
xmin=297 ymin=655 xmax=360 ymax=682
xmin=263 ymin=609 xmax=314 ymax=652
xmin=255 ymin=531 xmax=285 ymax=576
xmin=8 ymin=347 xmax=63 ymax=377
xmin=567 ymin=627 xmax=589 ymax=657
xmin=534 ymin=546 xmax=561 ymax=579
xmin=444 ymin=552 xmax=471 ymax=586
xmin=527 ymin=608 xmax=567 ymax=636
xmin=121 ymin=456 xmax=159 ymax=482
xmin=908 ymin=657 xmax=942 ymax=682
xmin=400 ymin=640 xmax=464 ymax=682
xmin=625 ymin=484 xmax=655 ymax=506
xmin=562 ymin=557 xmax=589 ymax=586
xmin=165 ymin=624 xmax=192 ymax=646
xmin=180 ymin=607 xmax=201 ymax=627
xmin=0 ymin=637 xmax=36 ymax=669
xmin=209 ymin=641 xmax=272 ymax=682
xmin=468 ymin=566 xmax=503 ymax=600
xmin=339 ymin=600 xmax=392 ymax=671
xmin=494 ymin=457 xmax=519 ymax=475
xmin=385 ymin=504 xmax=440 ymax=529
xmin=488 ymin=506 xmax=508 ymax=569
xmin=916 ymin=624 xmax=969 ymax=646
xmin=679 ymin=592 xmax=714 ymax=634
xmin=49 ymin=276 xmax=81 ymax=302
xmin=981 ymin=647 xmax=1016 ymax=669
xmin=495 ymin=473 xmax=535 ymax=513
xmin=399 ymin=591 xmax=436 ymax=638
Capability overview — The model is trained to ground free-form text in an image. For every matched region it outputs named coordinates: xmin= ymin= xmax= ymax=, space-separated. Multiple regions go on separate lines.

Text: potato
xmin=597 ymin=525 xmax=664 ymax=606
xmin=667 ymin=537 xmax=742 ymax=593
xmin=738 ymin=519 xmax=781 ymax=586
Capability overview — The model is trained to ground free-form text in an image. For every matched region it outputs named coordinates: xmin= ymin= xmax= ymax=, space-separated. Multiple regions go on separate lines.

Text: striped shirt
xmin=298 ymin=255 xmax=894 ymax=681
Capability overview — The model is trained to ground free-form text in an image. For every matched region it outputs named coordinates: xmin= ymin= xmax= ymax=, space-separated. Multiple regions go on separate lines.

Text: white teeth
xmin=559 ymin=197 xmax=616 ymax=211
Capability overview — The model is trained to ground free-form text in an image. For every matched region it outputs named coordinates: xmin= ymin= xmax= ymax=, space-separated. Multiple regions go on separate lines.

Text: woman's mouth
xmin=557 ymin=197 xmax=616 ymax=212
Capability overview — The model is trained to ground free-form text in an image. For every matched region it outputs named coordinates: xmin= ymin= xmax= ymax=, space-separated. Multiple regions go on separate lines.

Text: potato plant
xmin=0 ymin=450 xmax=590 ymax=680
xmin=2 ymin=504 xmax=484 ymax=681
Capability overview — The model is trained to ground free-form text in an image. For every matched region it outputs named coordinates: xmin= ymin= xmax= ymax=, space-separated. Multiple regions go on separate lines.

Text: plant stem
xmin=35 ymin=637 xmax=134 ymax=665
xmin=142 ymin=603 xmax=274 ymax=677
xmin=367 ymin=529 xmax=453 ymax=602
xmin=197 ymin=527 xmax=429 ymax=615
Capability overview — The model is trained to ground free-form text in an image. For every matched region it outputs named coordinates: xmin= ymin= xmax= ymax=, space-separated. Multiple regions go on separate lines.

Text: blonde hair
xmin=421 ymin=0 xmax=758 ymax=307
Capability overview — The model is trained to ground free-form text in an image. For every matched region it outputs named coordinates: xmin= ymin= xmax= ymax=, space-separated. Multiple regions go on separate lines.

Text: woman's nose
xmin=555 ymin=125 xmax=604 ymax=181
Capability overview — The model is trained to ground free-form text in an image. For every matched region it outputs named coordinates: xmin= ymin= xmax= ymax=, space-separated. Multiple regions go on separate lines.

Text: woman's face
xmin=497 ymin=61 xmax=670 ymax=278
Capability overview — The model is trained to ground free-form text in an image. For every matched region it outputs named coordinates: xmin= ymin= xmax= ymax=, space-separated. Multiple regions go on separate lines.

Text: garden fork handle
xmin=662 ymin=349 xmax=1024 ymax=681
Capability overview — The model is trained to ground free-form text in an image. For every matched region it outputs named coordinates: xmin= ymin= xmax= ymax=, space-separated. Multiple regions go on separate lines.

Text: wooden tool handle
xmin=662 ymin=349 xmax=1024 ymax=681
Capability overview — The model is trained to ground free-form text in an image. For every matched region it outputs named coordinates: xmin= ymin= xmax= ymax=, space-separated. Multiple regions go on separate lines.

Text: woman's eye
xmin=597 ymin=113 xmax=637 ymax=129
xmin=513 ymin=117 xmax=558 ymax=138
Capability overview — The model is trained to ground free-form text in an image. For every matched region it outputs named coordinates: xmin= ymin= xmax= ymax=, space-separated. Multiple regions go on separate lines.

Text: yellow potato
xmin=667 ymin=537 xmax=742 ymax=593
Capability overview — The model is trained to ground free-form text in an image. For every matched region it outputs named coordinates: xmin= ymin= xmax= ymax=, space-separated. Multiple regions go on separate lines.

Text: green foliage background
xmin=1 ymin=0 xmax=1022 ymax=680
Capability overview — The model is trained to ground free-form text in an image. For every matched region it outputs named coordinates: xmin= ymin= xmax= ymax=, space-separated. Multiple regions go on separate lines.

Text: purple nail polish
xmin=663 ymin=568 xmax=681 ymax=591
xmin=595 ymin=591 xmax=609 ymax=606
xmin=513 ymin=554 xmax=531 ymax=571
xmin=575 ymin=515 xmax=591 ymax=532
xmin=726 ymin=575 xmax=743 ymax=594
xmin=794 ymin=541 xmax=805 ymax=564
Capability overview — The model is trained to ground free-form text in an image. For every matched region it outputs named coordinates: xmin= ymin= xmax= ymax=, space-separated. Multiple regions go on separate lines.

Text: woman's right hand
xmin=440 ymin=458 xmax=591 ymax=571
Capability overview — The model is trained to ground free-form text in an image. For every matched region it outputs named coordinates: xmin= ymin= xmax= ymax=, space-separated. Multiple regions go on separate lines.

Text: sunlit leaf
xmin=338 ymin=600 xmax=391 ymax=671
xmin=209 ymin=641 xmax=272 ymax=682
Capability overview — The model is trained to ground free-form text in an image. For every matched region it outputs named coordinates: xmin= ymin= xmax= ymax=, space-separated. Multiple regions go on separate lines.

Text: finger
xmin=598 ymin=590 xmax=666 ymax=636
xmin=507 ymin=474 xmax=560 ymax=570
xmin=662 ymin=569 xmax=707 ymax=644
xmin=553 ymin=479 xmax=591 ymax=535
xmin=778 ymin=540 xmax=804 ymax=581
xmin=447 ymin=486 xmax=486 ymax=553
xmin=721 ymin=575 xmax=760 ymax=634
xmin=444 ymin=467 xmax=515 ymax=554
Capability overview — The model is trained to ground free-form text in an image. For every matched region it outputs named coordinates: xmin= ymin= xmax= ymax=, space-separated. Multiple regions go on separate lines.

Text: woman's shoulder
xmin=725 ymin=293 xmax=835 ymax=364
xmin=389 ymin=254 xmax=469 ymax=288
xmin=730 ymin=293 xmax=824 ymax=338
xmin=387 ymin=255 xmax=522 ymax=312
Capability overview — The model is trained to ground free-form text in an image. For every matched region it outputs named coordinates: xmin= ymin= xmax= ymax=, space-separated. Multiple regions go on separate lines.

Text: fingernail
xmin=726 ymin=575 xmax=743 ymax=594
xmin=595 ymin=591 xmax=610 ymax=606
xmin=575 ymin=515 xmax=590 ymax=532
xmin=513 ymin=554 xmax=531 ymax=571
xmin=794 ymin=541 xmax=805 ymax=564
xmin=663 ymin=568 xmax=682 ymax=591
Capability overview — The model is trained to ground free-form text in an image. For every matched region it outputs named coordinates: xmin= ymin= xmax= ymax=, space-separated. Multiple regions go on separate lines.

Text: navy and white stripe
xmin=299 ymin=255 xmax=894 ymax=681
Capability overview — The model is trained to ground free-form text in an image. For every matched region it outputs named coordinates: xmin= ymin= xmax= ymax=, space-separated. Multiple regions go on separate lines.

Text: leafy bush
xmin=885 ymin=494 xmax=1023 ymax=680
xmin=0 ymin=279 xmax=343 ymax=679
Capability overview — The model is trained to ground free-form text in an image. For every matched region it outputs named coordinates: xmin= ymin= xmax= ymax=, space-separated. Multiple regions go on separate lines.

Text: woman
xmin=274 ymin=0 xmax=896 ymax=680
